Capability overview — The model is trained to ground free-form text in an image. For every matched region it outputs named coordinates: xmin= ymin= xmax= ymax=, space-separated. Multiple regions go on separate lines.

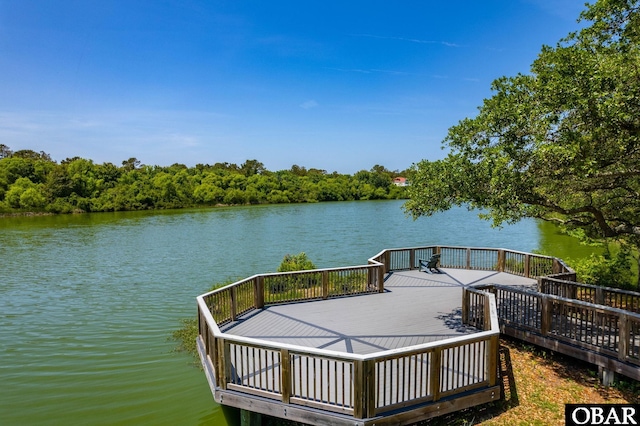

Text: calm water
xmin=0 ymin=200 xmax=593 ymax=425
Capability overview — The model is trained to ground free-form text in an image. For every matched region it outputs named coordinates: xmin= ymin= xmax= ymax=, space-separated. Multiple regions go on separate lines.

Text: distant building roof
xmin=393 ymin=177 xmax=408 ymax=186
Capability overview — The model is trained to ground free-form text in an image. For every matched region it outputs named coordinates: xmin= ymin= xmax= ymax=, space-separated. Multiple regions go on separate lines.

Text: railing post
xmin=497 ymin=249 xmax=505 ymax=272
xmin=430 ymin=348 xmax=441 ymax=402
xmin=540 ymin=295 xmax=550 ymax=336
xmin=198 ymin=310 xmax=206 ymax=346
xmin=538 ymin=277 xmax=550 ymax=294
xmin=281 ymin=349 xmax=291 ymax=404
xmin=483 ymin=295 xmax=492 ymax=331
xmin=322 ymin=271 xmax=329 ymax=299
xmin=377 ymin=265 xmax=385 ymax=293
xmin=255 ymin=276 xmax=264 ymax=309
xmin=362 ymin=359 xmax=377 ymax=419
xmin=353 ymin=360 xmax=364 ymax=418
xmin=466 ymin=248 xmax=471 ymax=270
xmin=524 ymin=254 xmax=531 ymax=278
xmin=230 ymin=287 xmax=237 ymax=321
xmin=488 ymin=334 xmax=499 ymax=387
xmin=461 ymin=288 xmax=469 ymax=325
xmin=409 ymin=248 xmax=415 ymax=270
xmin=368 ymin=360 xmax=377 ymax=418
xmin=219 ymin=338 xmax=229 ymax=390
xmin=619 ymin=314 xmax=630 ymax=362
xmin=595 ymin=286 xmax=605 ymax=306
xmin=209 ymin=330 xmax=219 ymax=387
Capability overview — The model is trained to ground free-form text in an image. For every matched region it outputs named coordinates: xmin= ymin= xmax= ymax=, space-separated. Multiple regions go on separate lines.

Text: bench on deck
xmin=419 ymin=254 xmax=442 ymax=273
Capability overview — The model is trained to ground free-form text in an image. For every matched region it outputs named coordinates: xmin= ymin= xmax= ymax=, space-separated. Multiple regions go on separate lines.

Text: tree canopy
xmin=0 ymin=146 xmax=408 ymax=214
xmin=405 ymin=0 xmax=640 ymax=279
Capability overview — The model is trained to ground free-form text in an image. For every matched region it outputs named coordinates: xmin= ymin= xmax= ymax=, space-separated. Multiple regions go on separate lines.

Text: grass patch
xmin=171 ymin=317 xmax=199 ymax=359
xmin=170 ymin=279 xmax=235 ymax=361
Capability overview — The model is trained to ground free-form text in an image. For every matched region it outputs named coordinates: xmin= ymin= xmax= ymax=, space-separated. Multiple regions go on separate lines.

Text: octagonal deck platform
xmin=221 ymin=269 xmax=536 ymax=354
xmin=197 ymin=246 xmax=580 ymax=425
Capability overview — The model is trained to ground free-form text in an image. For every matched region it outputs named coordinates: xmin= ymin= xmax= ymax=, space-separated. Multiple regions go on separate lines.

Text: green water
xmin=0 ymin=201 xmax=594 ymax=425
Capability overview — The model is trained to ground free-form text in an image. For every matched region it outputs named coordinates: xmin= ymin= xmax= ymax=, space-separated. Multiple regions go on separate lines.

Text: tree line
xmin=0 ymin=145 xmax=409 ymax=214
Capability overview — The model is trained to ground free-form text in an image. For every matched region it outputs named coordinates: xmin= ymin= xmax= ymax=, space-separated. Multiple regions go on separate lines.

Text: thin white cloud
xmin=327 ymin=67 xmax=405 ymax=75
xmin=351 ymin=34 xmax=461 ymax=48
xmin=168 ymin=133 xmax=201 ymax=148
xmin=300 ymin=100 xmax=318 ymax=109
xmin=0 ymin=109 xmax=229 ymax=164
xmin=370 ymin=69 xmax=411 ymax=76
xmin=326 ymin=67 xmax=372 ymax=74
xmin=326 ymin=67 xmax=450 ymax=80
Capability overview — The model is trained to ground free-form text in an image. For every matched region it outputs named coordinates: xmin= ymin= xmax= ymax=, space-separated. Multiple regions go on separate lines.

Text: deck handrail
xmin=199 ymin=246 xmax=571 ymax=312
xmin=197 ymin=287 xmax=500 ymax=419
xmin=198 ymin=245 xmax=565 ymax=335
xmin=485 ymin=284 xmax=640 ymax=373
xmin=200 ymin=327 xmax=500 ymax=364
xmin=369 ymin=245 xmax=573 ymax=278
xmin=196 ymin=245 xmax=557 ymax=421
xmin=539 ymin=276 xmax=640 ymax=313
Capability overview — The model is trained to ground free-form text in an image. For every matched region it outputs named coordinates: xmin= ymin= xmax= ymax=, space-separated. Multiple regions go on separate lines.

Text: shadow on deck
xmin=221 ymin=269 xmax=535 ymax=355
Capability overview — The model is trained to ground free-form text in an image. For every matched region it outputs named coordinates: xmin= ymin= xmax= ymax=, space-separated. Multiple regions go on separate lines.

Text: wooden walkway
xmin=221 ymin=269 xmax=536 ymax=354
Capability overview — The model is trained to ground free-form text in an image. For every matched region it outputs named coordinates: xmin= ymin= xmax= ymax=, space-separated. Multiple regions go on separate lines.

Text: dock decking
xmin=222 ymin=269 xmax=536 ymax=354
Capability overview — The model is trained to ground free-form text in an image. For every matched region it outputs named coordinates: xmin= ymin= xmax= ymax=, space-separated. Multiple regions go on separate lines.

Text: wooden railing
xmin=200 ymin=265 xmax=384 ymax=328
xmin=198 ymin=286 xmax=500 ymax=419
xmin=484 ymin=284 xmax=640 ymax=376
xmin=370 ymin=245 xmax=572 ymax=278
xmin=540 ymin=277 xmax=640 ymax=313
xmin=196 ymin=246 xmax=567 ymax=422
xmin=219 ymin=336 xmax=359 ymax=415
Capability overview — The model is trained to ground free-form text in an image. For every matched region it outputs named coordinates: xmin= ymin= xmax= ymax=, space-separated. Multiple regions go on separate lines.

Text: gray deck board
xmin=222 ymin=269 xmax=536 ymax=355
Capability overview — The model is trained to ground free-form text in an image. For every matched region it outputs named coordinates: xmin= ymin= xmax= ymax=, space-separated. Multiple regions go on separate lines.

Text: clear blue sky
xmin=1 ymin=1 xmax=588 ymax=174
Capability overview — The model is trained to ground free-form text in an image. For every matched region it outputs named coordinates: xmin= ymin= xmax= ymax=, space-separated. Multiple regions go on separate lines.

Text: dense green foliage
xmin=405 ymin=0 xmax=640 ymax=286
xmin=0 ymin=146 xmax=407 ymax=214
xmin=276 ymin=252 xmax=317 ymax=273
xmin=570 ymin=246 xmax=635 ymax=289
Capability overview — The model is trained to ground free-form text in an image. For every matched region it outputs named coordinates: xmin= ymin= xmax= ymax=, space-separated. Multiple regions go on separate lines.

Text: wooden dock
xmin=221 ymin=269 xmax=536 ymax=354
xmin=198 ymin=245 xmax=640 ymax=425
